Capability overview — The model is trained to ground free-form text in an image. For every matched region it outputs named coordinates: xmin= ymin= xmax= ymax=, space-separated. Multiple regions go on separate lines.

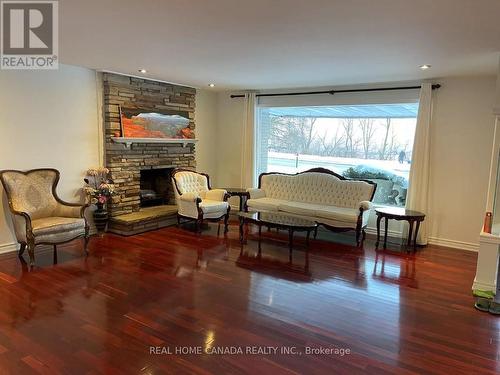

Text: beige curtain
xmin=406 ymin=83 xmax=433 ymax=245
xmin=241 ymin=92 xmax=257 ymax=188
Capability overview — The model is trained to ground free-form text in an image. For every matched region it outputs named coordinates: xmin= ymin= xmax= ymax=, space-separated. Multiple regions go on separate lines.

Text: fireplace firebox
xmin=140 ymin=168 xmax=174 ymax=207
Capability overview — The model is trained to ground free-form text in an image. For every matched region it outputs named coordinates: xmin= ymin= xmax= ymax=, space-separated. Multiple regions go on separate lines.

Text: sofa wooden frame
xmin=252 ymin=168 xmax=377 ymax=245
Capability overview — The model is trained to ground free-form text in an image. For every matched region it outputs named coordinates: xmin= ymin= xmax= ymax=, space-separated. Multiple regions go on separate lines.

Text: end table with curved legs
xmin=375 ymin=207 xmax=425 ymax=252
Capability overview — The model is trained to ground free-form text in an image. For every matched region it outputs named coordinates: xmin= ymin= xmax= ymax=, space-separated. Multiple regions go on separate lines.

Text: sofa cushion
xmin=279 ymin=201 xmax=323 ymax=217
xmin=32 ymin=217 xmax=86 ymax=236
xmin=247 ymin=198 xmax=287 ymax=212
xmin=200 ymin=199 xmax=229 ymax=214
xmin=314 ymin=206 xmax=360 ymax=223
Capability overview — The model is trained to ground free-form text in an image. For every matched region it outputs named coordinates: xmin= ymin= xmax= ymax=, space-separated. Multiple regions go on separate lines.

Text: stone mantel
xmin=111 ymin=137 xmax=198 ymax=148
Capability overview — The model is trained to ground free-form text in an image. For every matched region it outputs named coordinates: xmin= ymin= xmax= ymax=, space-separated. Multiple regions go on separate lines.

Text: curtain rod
xmin=230 ymin=84 xmax=441 ymax=98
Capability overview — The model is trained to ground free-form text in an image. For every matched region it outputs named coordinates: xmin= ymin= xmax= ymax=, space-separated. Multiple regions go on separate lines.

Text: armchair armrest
xmin=11 ymin=208 xmax=33 ymax=231
xmin=247 ymin=188 xmax=266 ymax=199
xmin=7 ymin=202 xmax=33 ymax=242
xmin=179 ymin=192 xmax=202 ymax=203
xmin=359 ymin=201 xmax=373 ymax=211
xmin=205 ymin=189 xmax=228 ymax=202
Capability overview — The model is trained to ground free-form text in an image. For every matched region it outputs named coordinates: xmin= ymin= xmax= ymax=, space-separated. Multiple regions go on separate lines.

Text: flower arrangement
xmin=83 ymin=167 xmax=116 ymax=208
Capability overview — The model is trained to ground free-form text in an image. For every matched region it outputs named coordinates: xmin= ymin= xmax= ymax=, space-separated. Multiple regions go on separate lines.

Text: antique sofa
xmin=172 ymin=169 xmax=230 ymax=233
xmin=0 ymin=169 xmax=89 ymax=266
xmin=246 ymin=168 xmax=376 ymax=244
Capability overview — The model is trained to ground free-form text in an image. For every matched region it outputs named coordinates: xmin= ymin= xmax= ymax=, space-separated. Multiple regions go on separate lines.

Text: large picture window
xmin=255 ymin=104 xmax=418 ymax=207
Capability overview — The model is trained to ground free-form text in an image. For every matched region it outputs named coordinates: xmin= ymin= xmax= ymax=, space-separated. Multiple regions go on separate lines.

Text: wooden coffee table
xmin=375 ymin=207 xmax=425 ymax=251
xmin=238 ymin=210 xmax=318 ymax=261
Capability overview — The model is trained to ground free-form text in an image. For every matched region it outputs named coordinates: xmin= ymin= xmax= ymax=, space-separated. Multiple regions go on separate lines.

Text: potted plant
xmin=84 ymin=167 xmax=116 ymax=232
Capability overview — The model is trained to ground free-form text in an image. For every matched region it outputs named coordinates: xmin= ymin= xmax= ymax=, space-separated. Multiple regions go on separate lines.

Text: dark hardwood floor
xmin=0 ymin=220 xmax=497 ymax=374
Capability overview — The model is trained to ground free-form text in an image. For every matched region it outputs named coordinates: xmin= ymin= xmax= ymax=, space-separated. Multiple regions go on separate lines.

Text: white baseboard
xmin=0 ymin=242 xmax=18 ymax=254
xmin=364 ymin=227 xmax=403 ymax=238
xmin=428 ymin=236 xmax=478 ymax=252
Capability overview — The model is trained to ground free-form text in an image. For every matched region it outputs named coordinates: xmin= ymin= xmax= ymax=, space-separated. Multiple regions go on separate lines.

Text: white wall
xmin=214 ymin=76 xmax=498 ymax=250
xmin=195 ymin=89 xmax=218 ymax=179
xmin=427 ymin=76 xmax=497 ymax=250
xmin=0 ymin=64 xmax=101 ymax=252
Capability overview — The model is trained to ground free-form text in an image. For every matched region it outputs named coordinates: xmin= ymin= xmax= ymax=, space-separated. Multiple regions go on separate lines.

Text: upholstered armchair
xmin=172 ymin=169 xmax=230 ymax=233
xmin=0 ymin=169 xmax=89 ymax=266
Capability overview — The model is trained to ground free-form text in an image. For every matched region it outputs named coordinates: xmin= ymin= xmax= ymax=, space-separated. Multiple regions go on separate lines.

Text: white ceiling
xmin=60 ymin=0 xmax=500 ymax=90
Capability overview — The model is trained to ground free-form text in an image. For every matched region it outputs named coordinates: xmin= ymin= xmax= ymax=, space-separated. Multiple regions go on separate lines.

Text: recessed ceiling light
xmin=138 ymin=69 xmax=147 ymax=73
xmin=419 ymin=64 xmax=431 ymax=70
xmin=208 ymin=83 xmax=215 ymax=88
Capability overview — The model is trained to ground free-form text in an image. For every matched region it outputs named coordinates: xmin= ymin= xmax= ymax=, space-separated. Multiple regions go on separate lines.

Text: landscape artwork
xmin=119 ymin=107 xmax=194 ymax=139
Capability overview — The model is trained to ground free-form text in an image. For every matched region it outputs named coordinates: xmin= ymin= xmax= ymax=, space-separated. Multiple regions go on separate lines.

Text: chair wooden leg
xmin=356 ymin=229 xmax=361 ymax=247
xmin=27 ymin=241 xmax=35 ymax=267
xmin=19 ymin=243 xmax=26 ymax=257
xmin=84 ymin=224 xmax=90 ymax=255
xmin=224 ymin=206 xmax=231 ymax=233
xmin=224 ymin=214 xmax=230 ymax=233
xmin=84 ymin=236 xmax=89 ymax=255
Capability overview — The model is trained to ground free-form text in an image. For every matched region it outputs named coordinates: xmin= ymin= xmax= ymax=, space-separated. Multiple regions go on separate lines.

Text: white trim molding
xmin=427 ymin=236 xmax=478 ymax=252
xmin=0 ymin=242 xmax=17 ymax=254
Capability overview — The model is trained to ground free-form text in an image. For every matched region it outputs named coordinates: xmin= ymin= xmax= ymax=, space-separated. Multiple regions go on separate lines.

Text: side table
xmin=375 ymin=207 xmax=425 ymax=251
xmin=221 ymin=188 xmax=250 ymax=211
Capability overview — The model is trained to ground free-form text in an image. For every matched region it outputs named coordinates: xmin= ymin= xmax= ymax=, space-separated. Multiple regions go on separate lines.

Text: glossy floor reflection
xmin=0 ymin=221 xmax=497 ymax=374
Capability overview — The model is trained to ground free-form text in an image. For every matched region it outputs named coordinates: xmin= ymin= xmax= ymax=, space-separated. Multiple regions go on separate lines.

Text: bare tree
xmin=302 ymin=118 xmax=317 ymax=153
xmin=359 ymin=118 xmax=376 ymax=159
xmin=320 ymin=127 xmax=344 ymax=156
xmin=379 ymin=118 xmax=391 ymax=160
xmin=342 ymin=119 xmax=357 ymax=157
xmin=269 ymin=116 xmax=318 ymax=154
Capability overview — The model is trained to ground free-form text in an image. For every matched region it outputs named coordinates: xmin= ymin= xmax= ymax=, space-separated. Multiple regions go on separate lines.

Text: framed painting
xmin=119 ymin=107 xmax=194 ymax=139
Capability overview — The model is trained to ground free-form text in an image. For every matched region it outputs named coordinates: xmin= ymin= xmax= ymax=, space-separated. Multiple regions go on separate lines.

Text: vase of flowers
xmin=84 ymin=167 xmax=116 ymax=232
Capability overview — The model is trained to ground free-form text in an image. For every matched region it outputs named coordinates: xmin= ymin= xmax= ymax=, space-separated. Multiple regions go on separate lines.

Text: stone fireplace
xmin=102 ymin=72 xmax=196 ymax=235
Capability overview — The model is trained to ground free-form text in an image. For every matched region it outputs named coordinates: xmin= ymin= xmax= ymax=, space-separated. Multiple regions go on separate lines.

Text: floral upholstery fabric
xmin=1 ymin=170 xmax=61 ymax=220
